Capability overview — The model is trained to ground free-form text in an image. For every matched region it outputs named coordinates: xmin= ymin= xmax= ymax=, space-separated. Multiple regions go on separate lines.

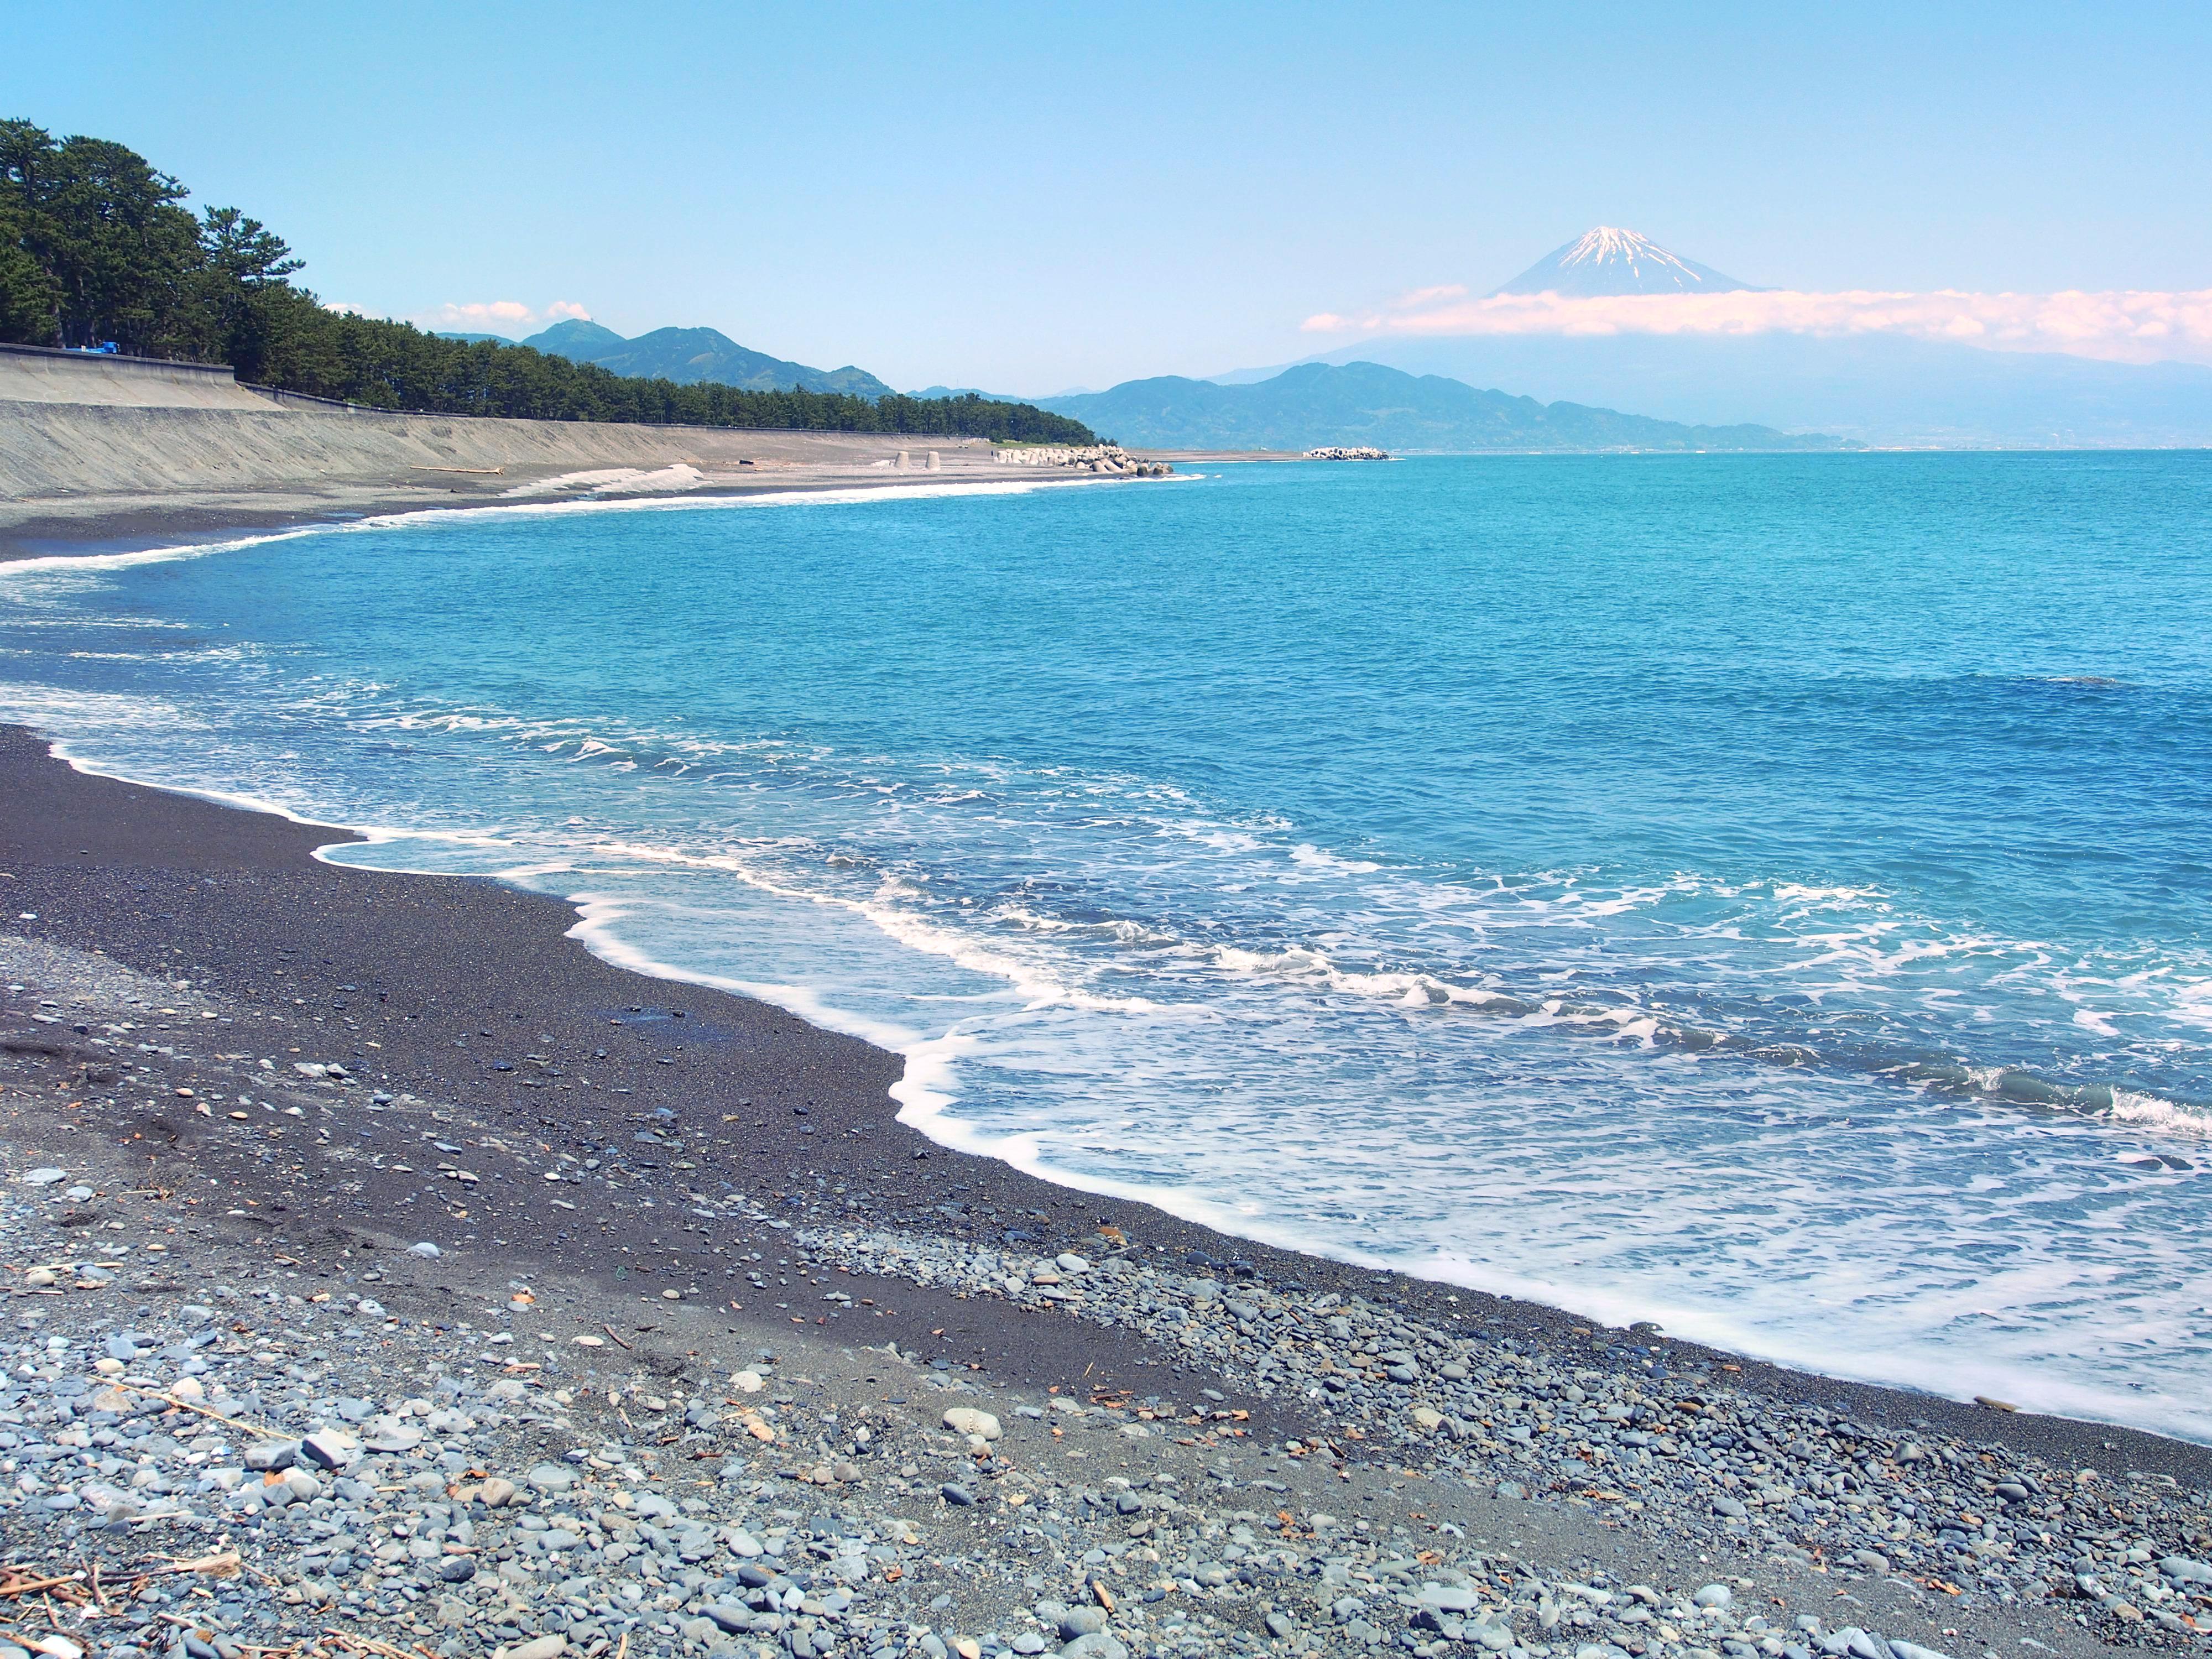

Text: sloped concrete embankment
xmin=0 ymin=342 xmax=282 ymax=411
xmin=0 ymin=401 xmax=984 ymax=500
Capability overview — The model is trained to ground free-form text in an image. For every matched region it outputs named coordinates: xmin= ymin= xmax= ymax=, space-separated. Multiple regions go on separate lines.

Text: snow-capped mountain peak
xmin=1493 ymin=226 xmax=1759 ymax=298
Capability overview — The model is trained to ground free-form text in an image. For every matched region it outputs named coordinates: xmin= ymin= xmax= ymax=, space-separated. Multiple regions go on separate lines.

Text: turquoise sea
xmin=4 ymin=453 xmax=2209 ymax=1437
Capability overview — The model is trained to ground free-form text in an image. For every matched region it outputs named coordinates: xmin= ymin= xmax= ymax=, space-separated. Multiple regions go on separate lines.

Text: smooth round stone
xmin=528 ymin=1462 xmax=576 ymax=1495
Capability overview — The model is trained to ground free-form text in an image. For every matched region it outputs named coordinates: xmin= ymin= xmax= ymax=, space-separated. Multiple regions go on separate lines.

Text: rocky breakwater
xmin=1301 ymin=448 xmax=1388 ymax=461
xmin=992 ymin=447 xmax=1171 ymax=478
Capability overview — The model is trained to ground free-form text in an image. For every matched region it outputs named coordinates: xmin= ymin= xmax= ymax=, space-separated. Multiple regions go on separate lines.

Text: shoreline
xmin=17 ymin=723 xmax=2208 ymax=1464
xmin=3 ymin=723 xmax=2209 ymax=1656
xmin=0 ymin=469 xmax=1136 ymax=577
xmin=0 ymin=462 xmax=1125 ymax=566
xmin=0 ymin=397 xmax=1144 ymax=563
xmin=4 ymin=719 xmax=2208 ymax=1480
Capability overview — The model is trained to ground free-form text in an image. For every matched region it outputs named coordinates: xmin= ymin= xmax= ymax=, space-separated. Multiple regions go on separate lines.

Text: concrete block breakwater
xmin=994 ymin=446 xmax=1173 ymax=477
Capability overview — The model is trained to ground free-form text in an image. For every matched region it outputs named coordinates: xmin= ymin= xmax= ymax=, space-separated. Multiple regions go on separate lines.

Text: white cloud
xmin=1301 ymin=286 xmax=2212 ymax=366
xmin=1390 ymin=284 xmax=1468 ymax=310
xmin=424 ymin=300 xmax=533 ymax=328
xmin=396 ymin=299 xmax=595 ymax=333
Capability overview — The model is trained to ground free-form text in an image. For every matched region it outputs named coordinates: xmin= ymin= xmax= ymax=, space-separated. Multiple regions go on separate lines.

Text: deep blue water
xmin=4 ymin=454 xmax=2210 ymax=1436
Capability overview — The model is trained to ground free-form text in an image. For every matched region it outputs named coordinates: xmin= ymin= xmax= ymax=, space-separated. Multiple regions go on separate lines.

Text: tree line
xmin=0 ymin=120 xmax=1097 ymax=444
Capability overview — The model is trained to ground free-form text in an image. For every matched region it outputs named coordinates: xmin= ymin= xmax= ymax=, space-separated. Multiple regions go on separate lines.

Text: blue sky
xmin=8 ymin=1 xmax=2210 ymax=393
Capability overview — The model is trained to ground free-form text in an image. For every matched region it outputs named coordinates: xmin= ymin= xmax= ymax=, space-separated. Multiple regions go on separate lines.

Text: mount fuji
xmin=1493 ymin=226 xmax=1760 ymax=297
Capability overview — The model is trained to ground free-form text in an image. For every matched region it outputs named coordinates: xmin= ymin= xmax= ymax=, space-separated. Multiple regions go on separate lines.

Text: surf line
xmin=0 ymin=471 xmax=1165 ymax=581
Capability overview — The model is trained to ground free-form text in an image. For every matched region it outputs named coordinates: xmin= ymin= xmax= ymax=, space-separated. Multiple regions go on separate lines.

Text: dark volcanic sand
xmin=2 ymin=722 xmax=2206 ymax=1486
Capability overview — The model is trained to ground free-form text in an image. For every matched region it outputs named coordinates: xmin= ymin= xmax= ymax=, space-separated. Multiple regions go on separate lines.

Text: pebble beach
xmin=1 ymin=726 xmax=2208 ymax=1659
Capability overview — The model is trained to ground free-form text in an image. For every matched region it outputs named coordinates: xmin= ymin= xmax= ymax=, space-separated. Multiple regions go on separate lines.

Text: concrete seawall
xmin=0 ymin=345 xmax=1021 ymax=555
xmin=0 ymin=401 xmax=985 ymax=500
xmin=0 ymin=342 xmax=283 ymax=410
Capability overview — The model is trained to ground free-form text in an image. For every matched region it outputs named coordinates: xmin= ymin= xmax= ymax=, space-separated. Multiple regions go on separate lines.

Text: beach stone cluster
xmin=0 ymin=1261 xmax=2015 ymax=1659
xmin=805 ymin=1224 xmax=2212 ymax=1647
xmin=3 ymin=1160 xmax=2164 ymax=1659
xmin=2 ymin=948 xmax=2205 ymax=1659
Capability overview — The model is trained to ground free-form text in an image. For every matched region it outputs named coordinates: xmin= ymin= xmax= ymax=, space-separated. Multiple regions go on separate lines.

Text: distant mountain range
xmin=1211 ymin=226 xmax=2212 ymax=446
xmin=909 ymin=384 xmax=1100 ymax=402
xmin=1036 ymin=361 xmax=1848 ymax=452
xmin=433 ymin=320 xmax=894 ymax=398
xmin=420 ymin=222 xmax=2212 ymax=448
xmin=1229 ymin=332 xmax=2212 ymax=448
xmin=1494 ymin=226 xmax=1758 ymax=296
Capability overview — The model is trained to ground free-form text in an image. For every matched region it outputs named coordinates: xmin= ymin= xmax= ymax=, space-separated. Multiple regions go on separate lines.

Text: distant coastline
xmin=1037 ymin=360 xmax=1859 ymax=455
xmin=0 ymin=389 xmax=1156 ymax=567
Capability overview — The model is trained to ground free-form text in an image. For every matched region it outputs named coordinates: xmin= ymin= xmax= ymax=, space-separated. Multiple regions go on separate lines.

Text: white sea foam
xmin=562 ymin=898 xmax=924 ymax=1057
xmin=2108 ymin=1088 xmax=2212 ymax=1136
xmin=583 ymin=840 xmax=1183 ymax=1020
xmin=0 ymin=528 xmax=328 ymax=584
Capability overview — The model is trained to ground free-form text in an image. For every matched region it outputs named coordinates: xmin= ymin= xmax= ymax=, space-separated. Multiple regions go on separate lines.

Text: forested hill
xmin=521 ymin=321 xmax=897 ymax=399
xmin=0 ymin=119 xmax=1093 ymax=444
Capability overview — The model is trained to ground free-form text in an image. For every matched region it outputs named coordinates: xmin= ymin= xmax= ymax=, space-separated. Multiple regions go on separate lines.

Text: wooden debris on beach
xmin=314 ymin=1627 xmax=443 ymax=1659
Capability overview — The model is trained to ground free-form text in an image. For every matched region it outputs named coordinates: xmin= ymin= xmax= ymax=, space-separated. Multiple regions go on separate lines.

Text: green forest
xmin=0 ymin=119 xmax=1097 ymax=444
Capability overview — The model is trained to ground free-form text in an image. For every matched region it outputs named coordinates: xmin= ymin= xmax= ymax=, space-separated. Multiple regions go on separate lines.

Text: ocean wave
xmin=25 ymin=654 xmax=2208 ymax=1146
xmin=174 ymin=670 xmax=2212 ymax=1145
xmin=583 ymin=840 xmax=1184 ymax=1020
